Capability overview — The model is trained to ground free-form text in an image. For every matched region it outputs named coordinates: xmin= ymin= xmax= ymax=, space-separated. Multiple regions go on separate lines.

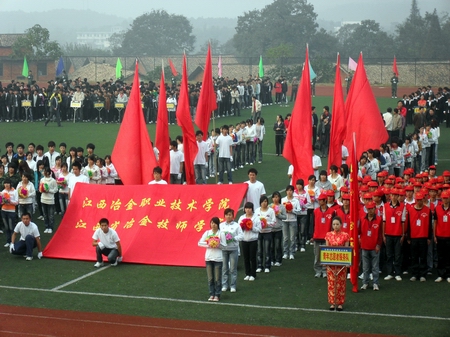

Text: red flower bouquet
xmin=271 ymin=204 xmax=280 ymax=215
xmin=284 ymin=201 xmax=293 ymax=213
xmin=18 ymin=188 xmax=28 ymax=198
xmin=57 ymin=177 xmax=67 ymax=189
xmin=39 ymin=183 xmax=49 ymax=193
xmin=206 ymin=236 xmax=220 ymax=248
xmin=260 ymin=217 xmax=268 ymax=229
xmin=2 ymin=192 xmax=10 ymax=204
xmin=224 ymin=232 xmax=235 ymax=244
xmin=240 ymin=218 xmax=253 ymax=231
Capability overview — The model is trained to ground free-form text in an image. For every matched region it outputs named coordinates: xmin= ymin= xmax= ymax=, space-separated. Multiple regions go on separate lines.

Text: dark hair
xmin=330 ymin=165 xmax=338 ymax=172
xmin=323 ymin=106 xmax=329 ymax=112
xmin=387 ymin=107 xmax=392 ymax=112
xmin=86 ymin=143 xmax=95 ymax=150
xmin=36 ymin=144 xmax=44 ymax=151
xmin=72 ymin=161 xmax=82 ymax=169
xmin=272 ymin=191 xmax=281 ymax=199
xmin=170 ymin=140 xmax=178 ymax=148
xmin=88 ymin=154 xmax=96 ymax=161
xmin=153 ymin=166 xmax=162 ymax=174
xmin=260 ymin=195 xmax=269 ymax=205
xmin=99 ymin=218 xmax=109 ymax=225
xmin=286 ymin=185 xmax=294 ymax=192
xmin=340 ymin=164 xmax=349 ymax=178
xmin=332 ymin=216 xmax=343 ymax=225
xmin=210 ymin=217 xmax=220 ymax=227
xmin=319 ymin=170 xmax=327 ymax=177
xmin=247 ymin=168 xmax=258 ymax=175
xmin=195 ymin=130 xmax=203 ymax=136
xmin=295 ymin=179 xmax=304 ymax=187
xmin=77 ymin=147 xmax=84 ymax=153
xmin=48 ymin=141 xmax=56 ymax=147
xmin=17 ymin=143 xmax=24 ymax=149
xmin=308 ymin=174 xmax=316 ymax=181
xmin=244 ymin=202 xmax=254 ymax=212
xmin=224 ymin=208 xmax=234 ymax=216
xmin=59 ymin=142 xmax=67 ymax=148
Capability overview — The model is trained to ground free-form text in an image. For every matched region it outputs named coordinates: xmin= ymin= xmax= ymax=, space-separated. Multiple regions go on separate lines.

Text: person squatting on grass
xmin=92 ymin=217 xmax=122 ymax=268
xmin=198 ymin=216 xmax=227 ymax=302
xmin=9 ymin=212 xmax=43 ymax=261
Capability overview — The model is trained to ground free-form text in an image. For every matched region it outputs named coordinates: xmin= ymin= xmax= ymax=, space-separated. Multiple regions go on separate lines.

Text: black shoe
xmin=329 ymin=305 xmax=335 ymax=310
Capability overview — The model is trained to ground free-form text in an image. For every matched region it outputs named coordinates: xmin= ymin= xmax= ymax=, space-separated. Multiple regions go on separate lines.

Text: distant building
xmin=76 ymin=29 xmax=121 ymax=49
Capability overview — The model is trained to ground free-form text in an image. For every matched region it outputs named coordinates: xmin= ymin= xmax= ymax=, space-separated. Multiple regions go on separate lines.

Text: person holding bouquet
xmin=270 ymin=191 xmax=287 ymax=266
xmin=17 ymin=173 xmax=36 ymax=219
xmin=219 ymin=208 xmax=243 ymax=293
xmin=325 ymin=216 xmax=350 ymax=311
xmin=82 ymin=155 xmax=101 ymax=184
xmin=1 ymin=178 xmax=18 ymax=247
xmin=57 ymin=163 xmax=72 ymax=216
xmin=238 ymin=202 xmax=262 ymax=281
xmin=255 ymin=195 xmax=276 ymax=273
xmin=281 ymin=185 xmax=301 ymax=259
xmin=198 ymin=217 xmax=227 ymax=302
xmin=39 ymin=168 xmax=58 ymax=234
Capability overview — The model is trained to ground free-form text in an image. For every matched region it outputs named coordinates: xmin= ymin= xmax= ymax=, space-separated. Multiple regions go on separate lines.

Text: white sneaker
xmin=217 ymin=182 xmax=222 ymax=185
xmin=230 ymin=288 xmax=236 ymax=292
xmin=240 ymin=165 xmax=243 ymax=168
xmin=264 ymin=268 xmax=270 ymax=273
xmin=44 ymin=229 xmax=49 ymax=233
xmin=231 ymin=168 xmax=234 ymax=172
xmin=248 ymin=276 xmax=255 ymax=281
xmin=274 ymin=262 xmax=281 ymax=267
xmin=222 ymin=287 xmax=228 ymax=291
xmin=403 ymin=271 xmax=408 ymax=275
xmin=370 ymin=273 xmax=373 ymax=280
xmin=111 ymin=257 xmax=119 ymax=266
xmin=244 ymin=275 xmax=250 ymax=281
xmin=26 ymin=256 xmax=33 ymax=261
xmin=447 ymin=278 xmax=450 ymax=283
xmin=314 ymin=273 xmax=321 ymax=278
xmin=289 ymin=254 xmax=295 ymax=260
xmin=420 ymin=277 xmax=426 ymax=282
xmin=94 ymin=262 xmax=104 ymax=268
xmin=359 ymin=273 xmax=364 ymax=280
xmin=395 ymin=276 xmax=402 ymax=281
xmin=300 ymin=248 xmax=306 ymax=252
xmin=373 ymin=284 xmax=379 ymax=291
xmin=37 ymin=215 xmax=44 ymax=220
xmin=410 ymin=276 xmax=417 ymax=282
xmin=229 ymin=182 xmax=232 ymax=184
xmin=322 ymin=272 xmax=327 ymax=278
xmin=361 ymin=284 xmax=368 ymax=290
xmin=256 ymin=268 xmax=262 ymax=273
xmin=306 ymin=240 xmax=310 ymax=244
xmin=435 ymin=277 xmax=443 ymax=283
xmin=347 ymin=273 xmax=350 ymax=279
xmin=384 ymin=275 xmax=394 ymax=280
xmin=4 ymin=243 xmax=10 ymax=247
xmin=47 ymin=229 xmax=53 ymax=234
xmin=282 ymin=254 xmax=288 ymax=259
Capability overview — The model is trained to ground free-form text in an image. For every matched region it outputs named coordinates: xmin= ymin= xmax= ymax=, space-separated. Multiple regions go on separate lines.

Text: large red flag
xmin=282 ymin=47 xmax=313 ymax=184
xmin=177 ymin=54 xmax=198 ymax=185
xmin=111 ymin=61 xmax=157 ymax=185
xmin=392 ymin=56 xmax=399 ymax=77
xmin=327 ymin=53 xmax=346 ymax=172
xmin=343 ymin=53 xmax=388 ymax=160
xmin=195 ymin=44 xmax=217 ymax=140
xmin=155 ymin=70 xmax=170 ymax=183
xmin=168 ymin=58 xmax=178 ymax=77
xmin=349 ymin=133 xmax=360 ymax=292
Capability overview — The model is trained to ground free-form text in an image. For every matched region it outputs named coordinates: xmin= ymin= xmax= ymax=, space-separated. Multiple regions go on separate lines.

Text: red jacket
xmin=406 ymin=205 xmax=432 ymax=240
xmin=434 ymin=204 xmax=450 ymax=238
xmin=313 ymin=206 xmax=334 ymax=240
xmin=383 ymin=201 xmax=406 ymax=236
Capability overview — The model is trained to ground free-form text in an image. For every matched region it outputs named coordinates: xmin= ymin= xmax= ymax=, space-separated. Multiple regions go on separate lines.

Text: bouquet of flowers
xmin=107 ymin=167 xmax=111 ymax=175
xmin=206 ymin=235 xmax=220 ymax=248
xmin=240 ymin=218 xmax=253 ymax=231
xmin=2 ymin=192 xmax=10 ymax=204
xmin=57 ymin=177 xmax=67 ymax=189
xmin=18 ymin=187 xmax=28 ymax=198
xmin=332 ymin=183 xmax=337 ymax=191
xmin=224 ymin=232 xmax=235 ymax=244
xmin=87 ymin=170 xmax=93 ymax=178
xmin=308 ymin=190 xmax=316 ymax=203
xmin=271 ymin=204 xmax=280 ymax=216
xmin=284 ymin=201 xmax=293 ymax=213
xmin=39 ymin=183 xmax=49 ymax=193
xmin=260 ymin=217 xmax=268 ymax=229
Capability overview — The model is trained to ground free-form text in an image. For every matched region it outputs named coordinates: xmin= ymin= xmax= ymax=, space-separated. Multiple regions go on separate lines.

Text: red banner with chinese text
xmin=43 ymin=183 xmax=248 ymax=267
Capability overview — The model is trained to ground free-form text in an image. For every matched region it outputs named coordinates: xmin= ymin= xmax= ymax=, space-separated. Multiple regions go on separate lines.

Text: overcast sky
xmin=1 ymin=0 xmax=448 ymax=24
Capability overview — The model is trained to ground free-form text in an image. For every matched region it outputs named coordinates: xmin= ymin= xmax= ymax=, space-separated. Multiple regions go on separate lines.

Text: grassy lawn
xmin=0 ymin=96 xmax=449 ymax=336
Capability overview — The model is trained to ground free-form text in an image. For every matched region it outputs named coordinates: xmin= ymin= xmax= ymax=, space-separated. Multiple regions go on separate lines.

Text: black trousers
xmin=410 ymin=238 xmax=429 ymax=278
xmin=242 ymin=240 xmax=258 ymax=277
xmin=436 ymin=238 xmax=450 ymax=278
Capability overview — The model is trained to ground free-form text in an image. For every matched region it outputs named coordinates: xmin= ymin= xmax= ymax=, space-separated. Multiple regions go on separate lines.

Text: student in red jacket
xmin=406 ymin=193 xmax=433 ymax=282
xmin=359 ymin=201 xmax=383 ymax=290
xmin=433 ymin=190 xmax=450 ymax=282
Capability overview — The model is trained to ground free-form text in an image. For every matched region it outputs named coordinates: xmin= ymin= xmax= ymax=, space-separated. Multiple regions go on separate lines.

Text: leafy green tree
xmin=340 ymin=20 xmax=395 ymax=59
xmin=12 ymin=24 xmax=62 ymax=59
xmin=117 ymin=10 xmax=195 ymax=55
xmin=395 ymin=0 xmax=426 ymax=57
xmin=233 ymin=0 xmax=318 ymax=58
xmin=198 ymin=39 xmax=221 ymax=55
xmin=423 ymin=9 xmax=445 ymax=58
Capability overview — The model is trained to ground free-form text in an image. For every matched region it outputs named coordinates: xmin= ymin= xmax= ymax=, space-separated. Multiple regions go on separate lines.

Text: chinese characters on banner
xmin=43 ymin=183 xmax=248 ymax=267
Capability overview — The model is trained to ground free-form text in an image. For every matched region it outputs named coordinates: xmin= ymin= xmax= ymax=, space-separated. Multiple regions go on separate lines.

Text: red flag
xmin=392 ymin=56 xmax=399 ymax=77
xmin=177 ymin=54 xmax=198 ymax=185
xmin=155 ymin=70 xmax=170 ymax=184
xmin=343 ymin=53 xmax=388 ymax=160
xmin=349 ymin=134 xmax=360 ymax=292
xmin=195 ymin=44 xmax=217 ymax=140
xmin=327 ymin=53 xmax=346 ymax=172
xmin=168 ymin=58 xmax=178 ymax=77
xmin=111 ymin=61 xmax=157 ymax=185
xmin=282 ymin=47 xmax=313 ymax=184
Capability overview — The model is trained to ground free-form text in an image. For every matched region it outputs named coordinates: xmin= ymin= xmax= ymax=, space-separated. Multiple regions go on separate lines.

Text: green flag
xmin=22 ymin=56 xmax=29 ymax=77
xmin=258 ymin=55 xmax=264 ymax=77
xmin=116 ymin=57 xmax=123 ymax=79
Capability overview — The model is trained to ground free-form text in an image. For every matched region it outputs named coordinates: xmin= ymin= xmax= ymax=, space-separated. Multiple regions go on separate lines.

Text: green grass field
xmin=1 ymin=96 xmax=449 ymax=336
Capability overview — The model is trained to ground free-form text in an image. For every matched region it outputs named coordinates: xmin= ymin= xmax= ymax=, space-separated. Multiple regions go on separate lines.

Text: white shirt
xmin=341 ymin=145 xmax=349 ymax=164
xmin=245 ymin=180 xmax=266 ymax=206
xmin=170 ymin=150 xmax=184 ymax=174
xmin=44 ymin=151 xmax=60 ymax=168
xmin=68 ymin=173 xmax=90 ymax=198
xmin=312 ymin=155 xmax=322 ymax=180
xmin=148 ymin=179 xmax=168 ymax=185
xmin=216 ymin=134 xmax=233 ymax=158
xmin=92 ymin=227 xmax=120 ymax=249
xmin=194 ymin=141 xmax=209 ymax=165
xmin=14 ymin=221 xmax=40 ymax=241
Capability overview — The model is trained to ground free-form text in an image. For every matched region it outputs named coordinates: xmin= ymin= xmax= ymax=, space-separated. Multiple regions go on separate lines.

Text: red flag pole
xmin=155 ymin=62 xmax=170 ymax=184
xmin=349 ymin=132 xmax=360 ymax=292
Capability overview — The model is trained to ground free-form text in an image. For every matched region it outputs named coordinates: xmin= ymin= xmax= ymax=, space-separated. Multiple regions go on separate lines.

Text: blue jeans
xmin=96 ymin=245 xmax=119 ymax=263
xmin=222 ymin=250 xmax=238 ymax=290
xmin=257 ymin=232 xmax=272 ymax=269
xmin=42 ymin=203 xmax=55 ymax=230
xmin=206 ymin=260 xmax=222 ymax=297
xmin=362 ymin=249 xmax=380 ymax=285
xmin=18 ymin=203 xmax=34 ymax=219
xmin=218 ymin=157 xmax=232 ymax=183
xmin=2 ymin=210 xmax=16 ymax=244
xmin=245 ymin=142 xmax=254 ymax=163
xmin=297 ymin=214 xmax=308 ymax=248
xmin=255 ymin=140 xmax=263 ymax=162
xmin=194 ymin=164 xmax=207 ymax=184
xmin=12 ymin=235 xmax=37 ymax=258
xmin=59 ymin=192 xmax=69 ymax=216
xmin=271 ymin=230 xmax=283 ymax=263
xmin=283 ymin=221 xmax=297 ymax=255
